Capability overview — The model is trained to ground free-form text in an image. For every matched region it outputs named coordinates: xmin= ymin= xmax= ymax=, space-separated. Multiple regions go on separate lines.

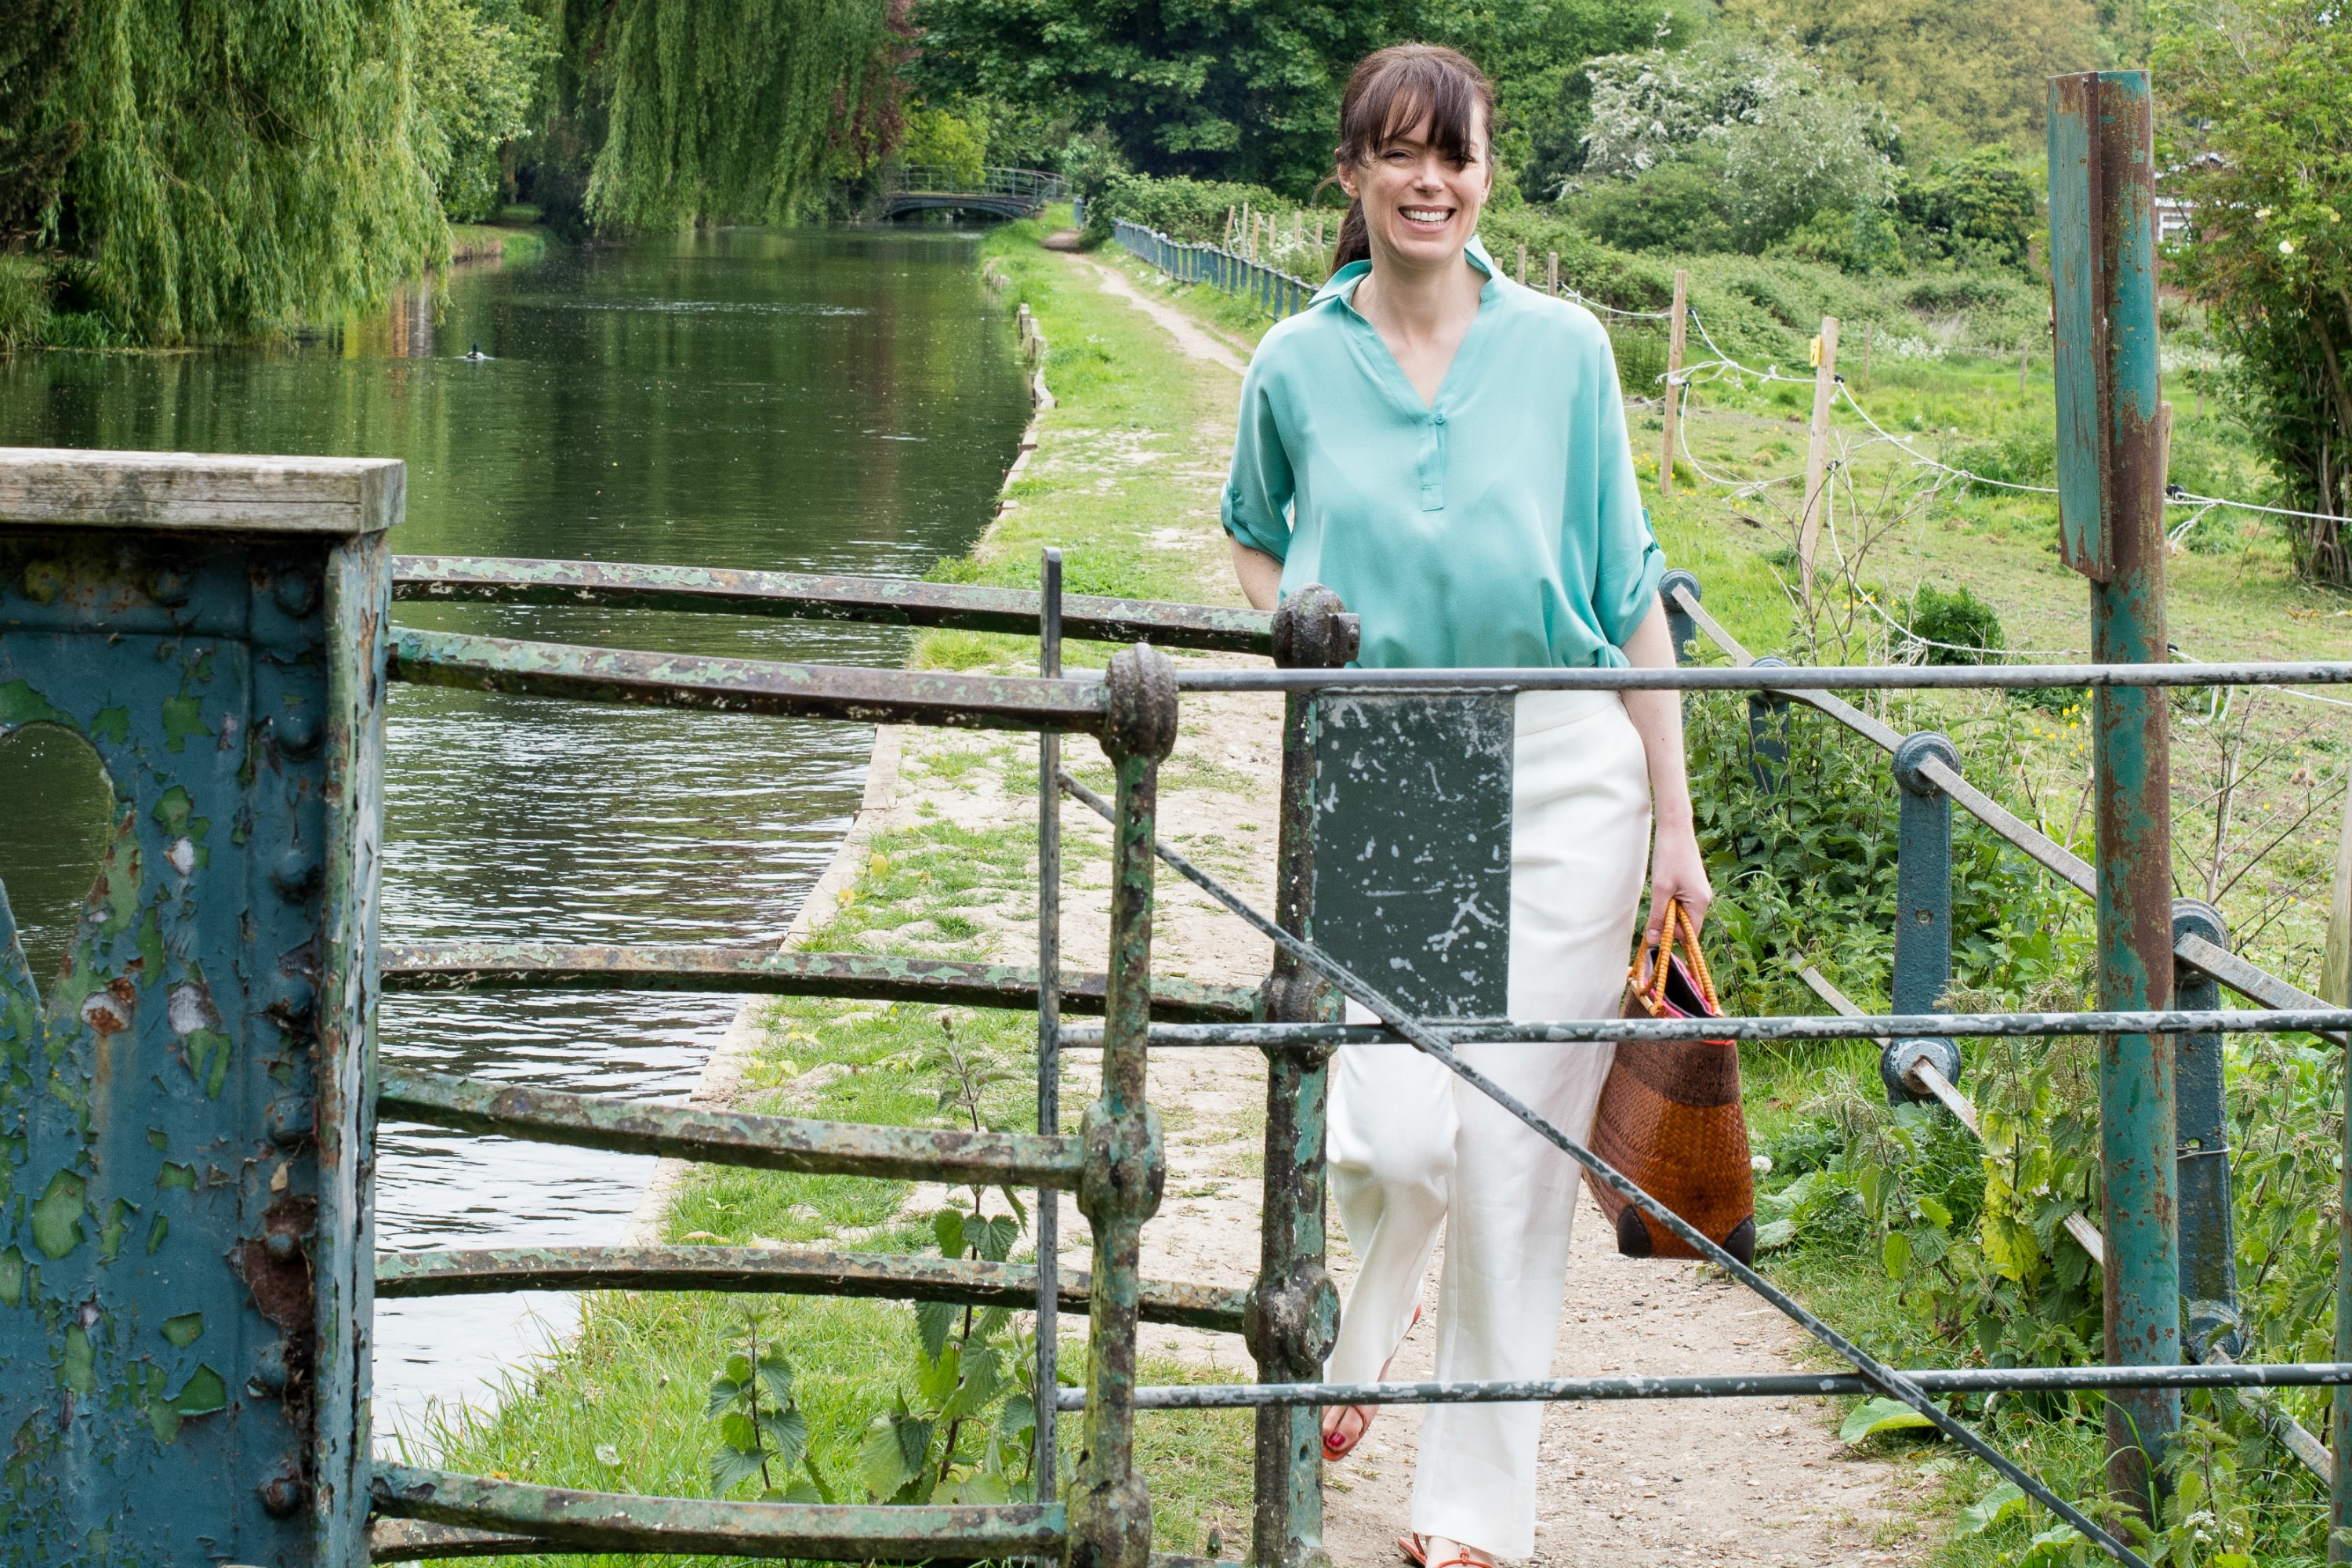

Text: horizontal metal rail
xmin=1670 ymin=584 xmax=2348 ymax=1047
xmin=1048 ymin=1362 xmax=2352 ymax=1411
xmin=390 ymin=556 xmax=1276 ymax=654
xmin=368 ymin=1465 xmax=1062 ymax=1562
xmin=1173 ymin=659 xmax=2352 ymax=694
xmin=1054 ymin=768 xmax=2147 ymax=1563
xmin=389 ymin=627 xmax=1108 ymax=734
xmin=376 ymin=1244 xmax=1248 ymax=1333
xmin=379 ymin=1068 xmax=1083 ymax=1189
xmin=1057 ymin=1006 xmax=2352 ymax=1048
xmin=380 ymin=941 xmax=1261 ymax=1023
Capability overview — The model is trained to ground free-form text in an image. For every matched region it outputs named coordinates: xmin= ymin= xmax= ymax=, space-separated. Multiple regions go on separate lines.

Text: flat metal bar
xmin=379 ymin=941 xmax=1259 ymax=1023
xmin=1919 ymin=755 xmax=2098 ymax=895
xmin=1056 ymin=771 xmax=2149 ymax=1566
xmin=373 ymin=1245 xmax=1247 ymax=1333
xmin=2178 ymin=932 xmax=2348 ymax=1047
xmin=372 ymin=1520 xmax=544 ymax=1563
xmin=389 ymin=626 xmax=1108 ymax=734
xmin=1035 ymin=546 xmax=1065 ymax=1512
xmin=1171 ymin=661 xmax=2352 ymax=694
xmin=390 ymin=555 xmax=1275 ymax=654
xmin=1056 ymin=1007 xmax=2352 ymax=1047
xmin=1049 ymin=1363 xmax=2352 ymax=1410
xmin=378 ymin=1068 xmax=1084 ymax=1189
xmin=368 ymin=1465 xmax=1064 ymax=1562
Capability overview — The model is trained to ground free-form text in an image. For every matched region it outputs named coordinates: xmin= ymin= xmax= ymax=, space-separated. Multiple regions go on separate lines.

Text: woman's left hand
xmin=1642 ymin=819 xmax=1712 ymax=953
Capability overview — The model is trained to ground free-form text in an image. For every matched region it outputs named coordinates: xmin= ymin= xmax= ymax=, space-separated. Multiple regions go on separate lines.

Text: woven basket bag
xmin=1584 ymin=898 xmax=1757 ymax=1264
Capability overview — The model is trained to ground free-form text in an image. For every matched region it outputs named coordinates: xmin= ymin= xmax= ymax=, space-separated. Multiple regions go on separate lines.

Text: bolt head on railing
xmin=1102 ymin=642 xmax=1180 ymax=762
xmin=1882 ymin=1034 xmax=1962 ymax=1103
xmin=1659 ymin=568 xmax=1702 ymax=607
xmin=1892 ymin=731 xmax=1961 ymax=797
xmin=1270 ymin=583 xmax=1357 ymax=670
xmin=2170 ymin=898 xmax=2229 ymax=955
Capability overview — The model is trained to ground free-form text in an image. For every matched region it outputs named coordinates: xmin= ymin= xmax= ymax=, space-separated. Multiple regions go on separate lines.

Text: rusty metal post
xmin=2169 ymin=902 xmax=2239 ymax=1361
xmin=0 ymin=448 xmax=397 ymax=1566
xmin=2049 ymin=69 xmax=2180 ymax=1512
xmin=1035 ymin=547 xmax=1065 ymax=1508
xmin=1066 ymin=643 xmax=1176 ymax=1568
xmin=1247 ymin=586 xmax=1356 ymax=1568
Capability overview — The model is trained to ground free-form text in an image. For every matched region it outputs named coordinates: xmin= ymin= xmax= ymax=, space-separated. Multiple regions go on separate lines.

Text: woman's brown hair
xmin=1329 ymin=44 xmax=1495 ymax=275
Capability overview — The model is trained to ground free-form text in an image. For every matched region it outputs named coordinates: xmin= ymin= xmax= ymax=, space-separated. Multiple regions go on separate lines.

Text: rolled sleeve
xmin=1221 ymin=361 xmax=1295 ymax=561
xmin=1587 ymin=346 xmax=1668 ymax=655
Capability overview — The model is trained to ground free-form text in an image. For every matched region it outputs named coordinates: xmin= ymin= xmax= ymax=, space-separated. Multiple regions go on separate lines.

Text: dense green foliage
xmin=579 ymin=0 xmax=905 ymax=230
xmin=0 ymin=0 xmax=78 ymax=245
xmin=2158 ymin=0 xmax=2352 ymax=585
xmin=415 ymin=0 xmax=553 ymax=222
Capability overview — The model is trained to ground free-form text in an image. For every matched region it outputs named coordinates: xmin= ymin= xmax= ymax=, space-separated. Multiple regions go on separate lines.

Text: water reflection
xmin=0 ymin=228 xmax=1030 ymax=1443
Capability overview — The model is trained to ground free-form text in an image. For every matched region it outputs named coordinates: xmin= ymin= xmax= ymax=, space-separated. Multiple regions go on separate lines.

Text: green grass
xmin=0 ymin=256 xmax=51 ymax=355
xmin=448 ymin=223 xmax=552 ymax=266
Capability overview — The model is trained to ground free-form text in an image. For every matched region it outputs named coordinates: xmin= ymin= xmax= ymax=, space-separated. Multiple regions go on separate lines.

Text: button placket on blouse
xmin=1419 ymin=405 xmax=1446 ymax=512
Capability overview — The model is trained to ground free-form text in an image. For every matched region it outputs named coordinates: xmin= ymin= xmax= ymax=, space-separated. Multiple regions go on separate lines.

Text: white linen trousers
xmin=1326 ymin=688 xmax=1652 ymax=1559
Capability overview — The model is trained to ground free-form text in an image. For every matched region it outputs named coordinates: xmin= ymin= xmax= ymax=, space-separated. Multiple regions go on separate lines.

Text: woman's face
xmin=1338 ymin=105 xmax=1493 ymax=271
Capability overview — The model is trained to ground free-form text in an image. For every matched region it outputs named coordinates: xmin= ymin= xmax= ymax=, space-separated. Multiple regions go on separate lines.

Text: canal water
xmin=0 ymin=229 xmax=1031 ymax=1444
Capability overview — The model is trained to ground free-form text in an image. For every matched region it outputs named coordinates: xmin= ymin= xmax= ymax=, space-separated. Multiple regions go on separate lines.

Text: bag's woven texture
xmin=1585 ymin=900 xmax=1757 ymax=1263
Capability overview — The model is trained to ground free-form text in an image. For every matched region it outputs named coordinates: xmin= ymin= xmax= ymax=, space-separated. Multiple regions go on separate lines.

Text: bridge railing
xmin=887 ymin=164 xmax=1065 ymax=203
xmin=1112 ymin=218 xmax=1316 ymax=321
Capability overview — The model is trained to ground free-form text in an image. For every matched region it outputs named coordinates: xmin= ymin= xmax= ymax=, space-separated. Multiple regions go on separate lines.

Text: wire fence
xmin=1111 ymin=220 xmax=1316 ymax=320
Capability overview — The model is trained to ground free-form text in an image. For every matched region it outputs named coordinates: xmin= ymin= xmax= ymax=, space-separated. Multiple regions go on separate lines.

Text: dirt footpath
xmin=900 ymin=249 xmax=1929 ymax=1566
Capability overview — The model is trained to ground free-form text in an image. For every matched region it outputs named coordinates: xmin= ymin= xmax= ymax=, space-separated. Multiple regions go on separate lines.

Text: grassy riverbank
xmin=408 ymin=220 xmax=1264 ymax=1559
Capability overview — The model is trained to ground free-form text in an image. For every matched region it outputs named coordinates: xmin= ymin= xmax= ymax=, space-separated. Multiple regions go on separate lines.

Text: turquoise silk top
xmin=1221 ymin=238 xmax=1665 ymax=669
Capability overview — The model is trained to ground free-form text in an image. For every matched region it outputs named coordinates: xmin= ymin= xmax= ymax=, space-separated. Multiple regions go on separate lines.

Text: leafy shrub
xmin=0 ymin=258 xmax=51 ymax=355
xmin=1947 ymin=426 xmax=2056 ymax=488
xmin=1084 ymin=171 xmax=1293 ymax=249
xmin=1897 ymin=583 xmax=2005 ymax=665
xmin=1562 ymin=151 xmax=1739 ymax=256
xmin=1892 ymin=150 xmax=2037 ymax=271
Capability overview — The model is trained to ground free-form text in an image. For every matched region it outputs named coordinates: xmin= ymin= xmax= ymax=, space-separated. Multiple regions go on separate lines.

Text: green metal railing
xmin=1111 ymin=219 xmax=1316 ymax=321
xmin=6 ymin=68 xmax=2352 ymax=1568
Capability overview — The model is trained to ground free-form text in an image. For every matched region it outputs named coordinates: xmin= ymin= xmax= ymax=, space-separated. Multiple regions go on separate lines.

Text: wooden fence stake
xmin=1314 ymin=216 xmax=1324 ymax=252
xmin=2326 ymin=781 xmax=2352 ymax=1007
xmin=1517 ymin=242 xmax=1528 ymax=283
xmin=1547 ymin=252 xmax=1559 ymax=295
xmin=1798 ymin=315 xmax=1842 ymax=598
xmin=1661 ymin=268 xmax=1689 ymax=496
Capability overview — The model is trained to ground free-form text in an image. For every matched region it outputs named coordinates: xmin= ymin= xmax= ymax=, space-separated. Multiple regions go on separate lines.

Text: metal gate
xmin=2 ymin=67 xmax=2352 ymax=1568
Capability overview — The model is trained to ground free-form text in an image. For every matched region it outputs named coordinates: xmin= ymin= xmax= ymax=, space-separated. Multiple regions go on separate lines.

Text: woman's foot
xmin=1321 ymin=1303 xmax=1423 ymax=1461
xmin=1397 ymin=1534 xmax=1496 ymax=1568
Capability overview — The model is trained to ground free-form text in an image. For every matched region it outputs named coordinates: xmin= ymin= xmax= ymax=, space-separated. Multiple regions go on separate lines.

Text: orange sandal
xmin=1399 ymin=1534 xmax=1489 ymax=1568
xmin=1323 ymin=1304 xmax=1423 ymax=1461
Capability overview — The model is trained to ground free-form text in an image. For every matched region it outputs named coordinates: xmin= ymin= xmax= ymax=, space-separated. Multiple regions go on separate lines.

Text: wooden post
xmin=1226 ymin=205 xmax=1238 ymax=248
xmin=1661 ymin=268 xmax=1690 ymax=497
xmin=1797 ymin=315 xmax=1842 ymax=597
xmin=1517 ymin=242 xmax=1527 ymax=282
xmin=1547 ymin=251 xmax=1559 ymax=296
xmin=1314 ymin=216 xmax=1324 ymax=252
xmin=2326 ymin=783 xmax=2352 ymax=1008
xmin=1241 ymin=202 xmax=1252 ymax=257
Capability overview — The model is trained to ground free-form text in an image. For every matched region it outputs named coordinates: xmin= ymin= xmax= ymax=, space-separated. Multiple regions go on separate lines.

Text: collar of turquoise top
xmin=1309 ymin=234 xmax=1500 ymax=308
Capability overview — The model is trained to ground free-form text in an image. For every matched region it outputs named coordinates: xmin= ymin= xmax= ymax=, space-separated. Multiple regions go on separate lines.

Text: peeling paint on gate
xmin=0 ymin=452 xmax=395 ymax=1567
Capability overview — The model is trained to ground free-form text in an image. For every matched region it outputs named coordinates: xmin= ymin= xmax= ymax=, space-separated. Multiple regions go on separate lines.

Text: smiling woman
xmin=1216 ymin=42 xmax=1714 ymax=1568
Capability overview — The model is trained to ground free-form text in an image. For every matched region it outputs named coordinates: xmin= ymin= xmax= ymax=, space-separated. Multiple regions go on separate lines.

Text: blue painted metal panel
xmin=0 ymin=487 xmax=392 ymax=1566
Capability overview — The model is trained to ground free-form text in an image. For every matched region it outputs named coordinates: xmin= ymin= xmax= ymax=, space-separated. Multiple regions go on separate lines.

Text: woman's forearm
xmin=1619 ymin=601 xmax=1693 ymax=826
xmin=1231 ymin=539 xmax=1284 ymax=612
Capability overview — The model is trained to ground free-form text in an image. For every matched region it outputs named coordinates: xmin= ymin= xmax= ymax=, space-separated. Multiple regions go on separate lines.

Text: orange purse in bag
xmin=1584 ymin=898 xmax=1757 ymax=1264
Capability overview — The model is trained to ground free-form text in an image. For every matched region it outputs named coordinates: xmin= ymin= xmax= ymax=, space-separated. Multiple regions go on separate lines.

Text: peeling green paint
xmin=155 ymin=1163 xmax=194 ymax=1192
xmin=62 ymin=1325 xmax=93 ymax=1395
xmin=30 ymin=1171 xmax=85 ymax=1259
xmin=144 ymin=1128 xmax=166 ymax=1150
xmin=0 ymin=681 xmax=64 ymax=726
xmin=143 ymin=1215 xmax=167 ymax=1254
xmin=158 ymin=696 xmax=206 ymax=753
xmin=0 ymin=1247 xmax=22 ymax=1307
xmin=185 ymin=1032 xmax=230 ymax=1099
xmin=96 ymin=1200 xmax=132 ymax=1263
xmin=89 ymin=707 xmax=129 ymax=744
xmin=159 ymin=1312 xmax=203 ymax=1350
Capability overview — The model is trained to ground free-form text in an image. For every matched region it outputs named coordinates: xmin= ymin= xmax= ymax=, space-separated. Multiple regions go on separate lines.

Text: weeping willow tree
xmin=579 ymin=0 xmax=905 ymax=230
xmin=47 ymin=0 xmax=446 ymax=343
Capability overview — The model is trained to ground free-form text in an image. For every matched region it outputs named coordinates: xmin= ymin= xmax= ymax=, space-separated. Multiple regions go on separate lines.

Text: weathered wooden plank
xmin=0 ymin=447 xmax=404 ymax=533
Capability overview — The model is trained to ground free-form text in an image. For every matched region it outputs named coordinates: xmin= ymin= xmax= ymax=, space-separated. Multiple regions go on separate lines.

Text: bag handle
xmin=1631 ymin=897 xmax=1722 ymax=1015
